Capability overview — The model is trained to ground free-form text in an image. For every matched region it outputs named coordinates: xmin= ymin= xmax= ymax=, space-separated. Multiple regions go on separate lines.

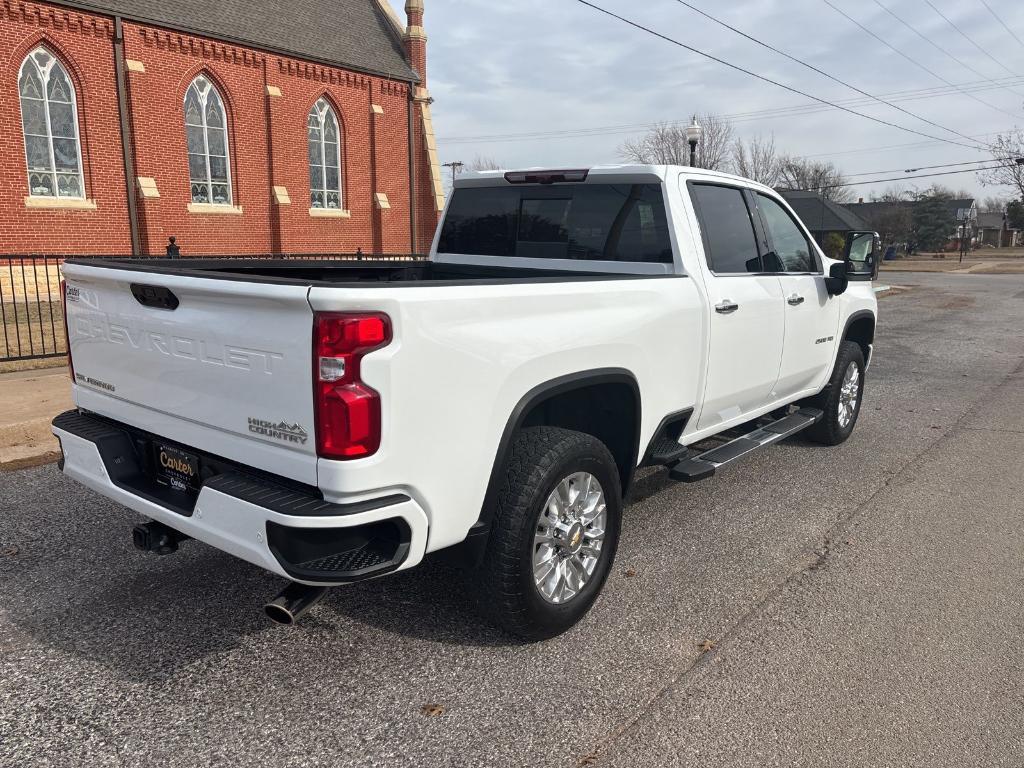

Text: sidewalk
xmin=0 ymin=367 xmax=73 ymax=470
xmin=881 ymin=258 xmax=1024 ymax=274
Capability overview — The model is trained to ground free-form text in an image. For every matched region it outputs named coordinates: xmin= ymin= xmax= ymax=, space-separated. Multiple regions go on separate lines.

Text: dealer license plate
xmin=153 ymin=443 xmax=200 ymax=494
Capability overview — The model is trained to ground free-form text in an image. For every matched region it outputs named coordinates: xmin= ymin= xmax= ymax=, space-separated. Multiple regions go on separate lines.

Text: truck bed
xmin=65 ymin=258 xmax=641 ymax=286
xmin=60 ymin=254 xmax=683 ymax=489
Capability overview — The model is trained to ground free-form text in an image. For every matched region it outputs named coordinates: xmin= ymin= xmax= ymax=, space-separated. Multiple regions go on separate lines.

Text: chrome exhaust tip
xmin=264 ymin=582 xmax=328 ymax=625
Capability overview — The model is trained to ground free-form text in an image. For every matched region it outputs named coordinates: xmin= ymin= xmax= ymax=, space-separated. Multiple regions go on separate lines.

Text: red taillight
xmin=61 ymin=279 xmax=74 ymax=382
xmin=313 ymin=313 xmax=391 ymax=460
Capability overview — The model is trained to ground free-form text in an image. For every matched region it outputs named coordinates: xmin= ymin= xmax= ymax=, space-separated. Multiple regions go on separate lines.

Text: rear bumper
xmin=52 ymin=410 xmax=428 ymax=585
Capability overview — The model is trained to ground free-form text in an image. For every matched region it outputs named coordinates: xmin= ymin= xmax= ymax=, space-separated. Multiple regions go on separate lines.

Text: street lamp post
xmin=685 ymin=116 xmax=702 ymax=168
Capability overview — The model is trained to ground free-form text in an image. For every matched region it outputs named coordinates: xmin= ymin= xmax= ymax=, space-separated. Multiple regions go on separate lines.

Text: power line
xmin=922 ymin=0 xmax=1022 ymax=80
xmin=671 ymin=0 xmax=984 ymax=147
xmin=714 ymin=76 xmax=1022 ymax=124
xmin=979 ymin=0 xmax=1024 ymax=51
xmin=806 ymin=162 xmax=1018 ymax=190
xmin=437 ymin=81 xmax=1022 ymax=146
xmin=820 ymin=0 xmax=1023 ymax=122
xmin=844 ymin=157 xmax=1020 ymax=178
xmin=561 ymin=2 xmax=997 ymax=153
xmin=872 ymin=0 xmax=1024 ymax=101
xmin=804 ymin=130 xmax=1007 ymax=159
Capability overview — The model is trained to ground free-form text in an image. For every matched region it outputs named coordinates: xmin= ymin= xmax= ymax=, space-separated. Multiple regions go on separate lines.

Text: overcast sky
xmin=423 ymin=0 xmax=1024 ymax=201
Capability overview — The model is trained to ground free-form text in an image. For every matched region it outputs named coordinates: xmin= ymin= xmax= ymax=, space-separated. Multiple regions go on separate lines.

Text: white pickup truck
xmin=53 ymin=165 xmax=877 ymax=639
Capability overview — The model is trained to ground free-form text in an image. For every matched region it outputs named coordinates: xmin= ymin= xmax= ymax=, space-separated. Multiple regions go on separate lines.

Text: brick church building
xmin=0 ymin=0 xmax=444 ymax=256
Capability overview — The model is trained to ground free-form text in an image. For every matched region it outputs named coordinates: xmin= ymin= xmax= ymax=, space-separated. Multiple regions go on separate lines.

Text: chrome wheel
xmin=533 ymin=472 xmax=607 ymax=604
xmin=837 ymin=361 xmax=860 ymax=429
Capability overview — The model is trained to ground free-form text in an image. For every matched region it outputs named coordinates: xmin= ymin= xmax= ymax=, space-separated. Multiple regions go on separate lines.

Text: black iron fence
xmin=1 ymin=253 xmax=426 ymax=364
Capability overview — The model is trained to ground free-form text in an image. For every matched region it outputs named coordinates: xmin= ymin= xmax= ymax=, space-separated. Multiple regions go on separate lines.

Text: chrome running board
xmin=669 ymin=408 xmax=824 ymax=483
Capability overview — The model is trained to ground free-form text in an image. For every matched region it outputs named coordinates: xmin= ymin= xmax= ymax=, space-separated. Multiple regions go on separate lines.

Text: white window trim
xmin=308 ymin=207 xmax=351 ymax=218
xmin=184 ymin=76 xmax=233 ymax=206
xmin=187 ymin=202 xmax=243 ymax=215
xmin=19 ymin=47 xmax=86 ymax=201
xmin=24 ymin=196 xmax=96 ymax=210
xmin=308 ymin=97 xmax=343 ymax=210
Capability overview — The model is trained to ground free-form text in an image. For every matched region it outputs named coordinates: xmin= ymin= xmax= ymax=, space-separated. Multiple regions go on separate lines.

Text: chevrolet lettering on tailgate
xmin=72 ymin=311 xmax=285 ymax=374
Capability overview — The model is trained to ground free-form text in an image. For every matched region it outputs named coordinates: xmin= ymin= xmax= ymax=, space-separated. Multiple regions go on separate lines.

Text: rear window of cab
xmin=438 ymin=184 xmax=673 ymax=264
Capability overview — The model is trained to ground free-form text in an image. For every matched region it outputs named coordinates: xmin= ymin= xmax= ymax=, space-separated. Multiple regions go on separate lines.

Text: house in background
xmin=976 ymin=211 xmax=1022 ymax=248
xmin=1 ymin=0 xmax=444 ymax=256
xmin=845 ymin=197 xmax=977 ymax=251
xmin=778 ymin=190 xmax=871 ymax=258
xmin=847 ymin=199 xmax=981 ymax=222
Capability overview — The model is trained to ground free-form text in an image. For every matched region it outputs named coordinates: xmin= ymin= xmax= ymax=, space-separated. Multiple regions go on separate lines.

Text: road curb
xmin=874 ymin=284 xmax=910 ymax=298
xmin=0 ymin=420 xmax=61 ymax=469
xmin=0 ymin=370 xmax=73 ymax=471
xmin=0 ymin=451 xmax=60 ymax=472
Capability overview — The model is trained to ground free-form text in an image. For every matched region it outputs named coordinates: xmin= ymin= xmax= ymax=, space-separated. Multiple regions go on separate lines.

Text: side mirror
xmin=844 ymin=231 xmax=879 ymax=281
xmin=825 ymin=261 xmax=849 ymax=296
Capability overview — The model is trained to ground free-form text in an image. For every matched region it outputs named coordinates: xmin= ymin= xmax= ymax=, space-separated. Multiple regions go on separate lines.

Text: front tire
xmin=478 ymin=427 xmax=622 ymax=640
xmin=805 ymin=340 xmax=866 ymax=446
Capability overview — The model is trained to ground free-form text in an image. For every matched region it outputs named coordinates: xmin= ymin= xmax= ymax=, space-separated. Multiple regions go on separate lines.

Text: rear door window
xmin=688 ymin=184 xmax=762 ymax=274
xmin=437 ymin=184 xmax=673 ymax=263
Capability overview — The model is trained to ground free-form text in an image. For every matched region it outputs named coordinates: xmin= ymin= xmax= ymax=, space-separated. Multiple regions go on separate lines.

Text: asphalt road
xmin=2 ymin=272 xmax=1022 ymax=767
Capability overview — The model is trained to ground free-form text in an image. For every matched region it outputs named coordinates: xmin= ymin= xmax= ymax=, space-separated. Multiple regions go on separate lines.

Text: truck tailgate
xmin=62 ymin=262 xmax=318 ymax=484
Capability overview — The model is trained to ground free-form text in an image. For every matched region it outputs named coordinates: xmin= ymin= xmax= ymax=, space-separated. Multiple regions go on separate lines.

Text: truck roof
xmin=455 ymin=164 xmax=776 ymax=194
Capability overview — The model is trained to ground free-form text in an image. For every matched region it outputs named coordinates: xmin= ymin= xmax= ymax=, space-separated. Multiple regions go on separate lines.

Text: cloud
xmin=425 ymin=0 xmax=1024 ymax=197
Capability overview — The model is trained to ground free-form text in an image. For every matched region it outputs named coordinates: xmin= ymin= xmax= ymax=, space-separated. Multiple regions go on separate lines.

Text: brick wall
xmin=0 ymin=1 xmax=132 ymax=254
xmin=0 ymin=0 xmax=437 ymax=256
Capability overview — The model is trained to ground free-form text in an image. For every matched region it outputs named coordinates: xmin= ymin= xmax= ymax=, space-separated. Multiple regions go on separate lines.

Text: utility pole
xmin=442 ymin=161 xmax=464 ymax=185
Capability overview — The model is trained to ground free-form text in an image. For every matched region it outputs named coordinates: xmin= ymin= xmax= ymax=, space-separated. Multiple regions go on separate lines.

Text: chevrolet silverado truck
xmin=52 ymin=165 xmax=878 ymax=639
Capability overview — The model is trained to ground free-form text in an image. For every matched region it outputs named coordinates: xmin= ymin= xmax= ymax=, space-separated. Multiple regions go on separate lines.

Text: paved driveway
xmin=2 ymin=272 xmax=1022 ymax=767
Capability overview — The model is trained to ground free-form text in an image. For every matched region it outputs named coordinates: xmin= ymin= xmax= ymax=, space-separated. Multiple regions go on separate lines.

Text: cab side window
xmin=689 ymin=184 xmax=762 ymax=273
xmin=756 ymin=194 xmax=817 ymax=273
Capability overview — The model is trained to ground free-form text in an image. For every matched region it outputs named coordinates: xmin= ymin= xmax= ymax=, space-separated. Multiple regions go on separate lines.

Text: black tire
xmin=478 ymin=426 xmax=622 ymax=640
xmin=804 ymin=340 xmax=866 ymax=446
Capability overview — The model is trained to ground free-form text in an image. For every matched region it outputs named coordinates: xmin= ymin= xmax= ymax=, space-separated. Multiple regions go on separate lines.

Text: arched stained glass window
xmin=308 ymin=98 xmax=342 ymax=209
xmin=184 ymin=75 xmax=232 ymax=205
xmin=19 ymin=48 xmax=85 ymax=199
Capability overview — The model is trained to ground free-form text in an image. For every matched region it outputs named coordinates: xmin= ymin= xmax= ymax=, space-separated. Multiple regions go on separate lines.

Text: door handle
xmin=715 ymin=300 xmax=740 ymax=314
xmin=787 ymin=294 xmax=805 ymax=306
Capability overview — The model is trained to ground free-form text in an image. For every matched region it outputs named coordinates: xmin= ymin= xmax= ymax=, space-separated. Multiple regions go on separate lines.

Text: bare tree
xmin=620 ymin=122 xmax=687 ymax=165
xmin=980 ymin=195 xmax=1011 ymax=213
xmin=924 ymin=184 xmax=973 ymax=200
xmin=776 ymin=156 xmax=853 ymax=203
xmin=618 ymin=113 xmax=733 ymax=170
xmin=692 ymin=113 xmax=733 ymax=171
xmin=731 ymin=134 xmax=780 ymax=185
xmin=469 ymin=154 xmax=505 ymax=172
xmin=869 ymin=185 xmax=913 ymax=203
xmin=860 ymin=192 xmax=912 ymax=245
xmin=979 ymin=129 xmax=1024 ymax=200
